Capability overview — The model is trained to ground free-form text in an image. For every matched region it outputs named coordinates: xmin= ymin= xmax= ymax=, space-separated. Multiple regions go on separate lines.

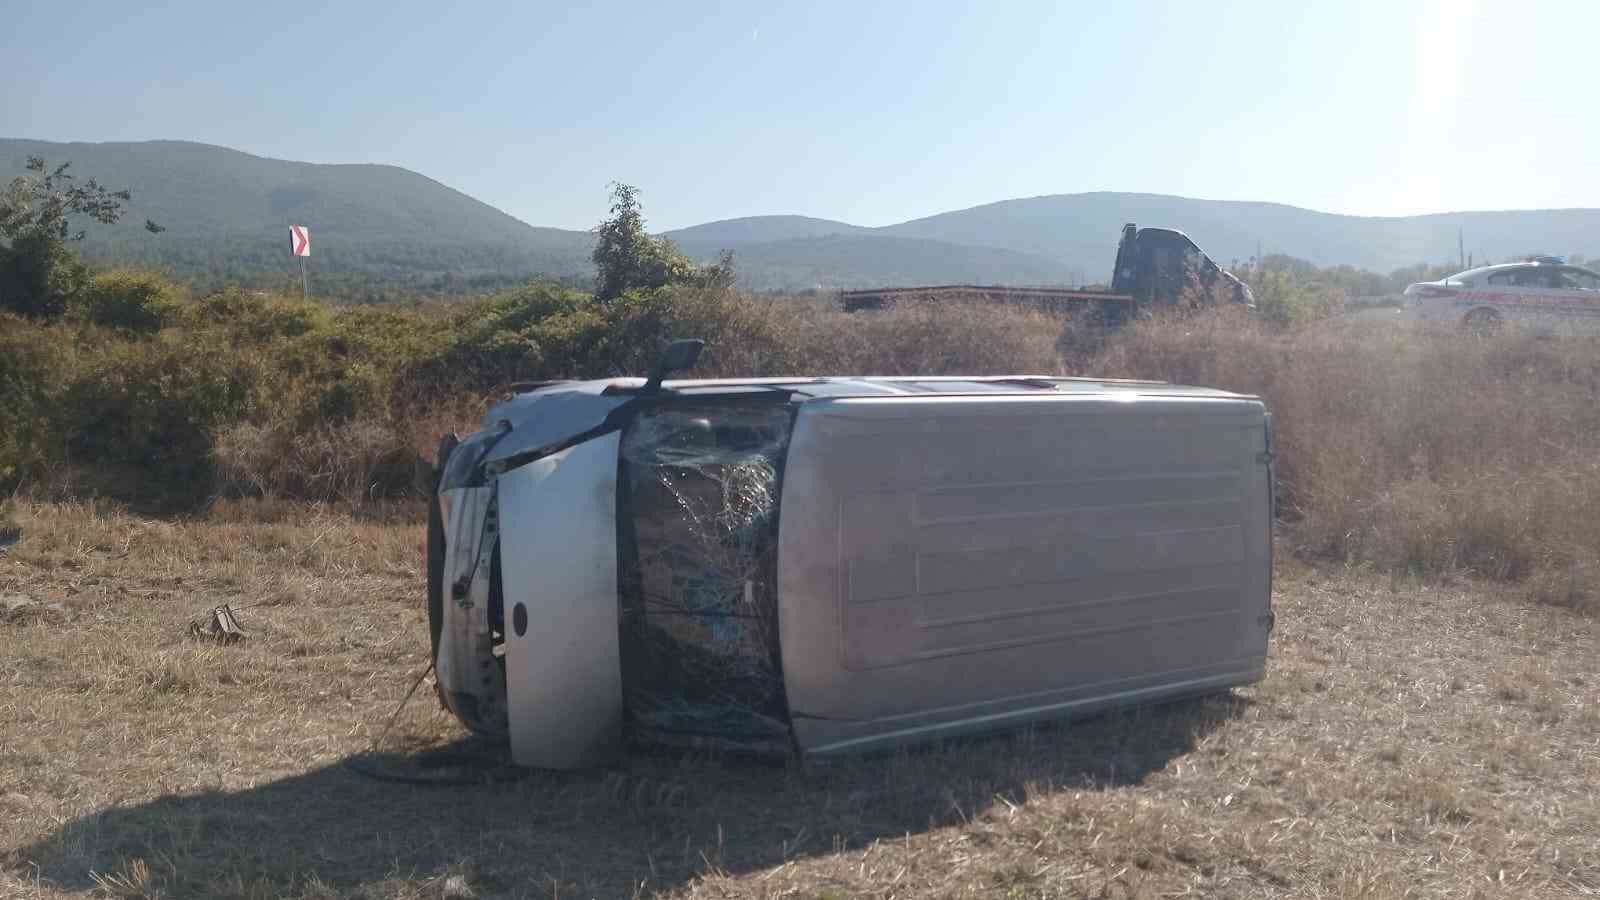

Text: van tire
xmin=426 ymin=489 xmax=446 ymax=665
xmin=426 ymin=434 xmax=460 ymax=666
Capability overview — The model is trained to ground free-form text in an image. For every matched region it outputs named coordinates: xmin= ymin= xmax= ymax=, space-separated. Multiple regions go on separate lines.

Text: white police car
xmin=1404 ymin=257 xmax=1600 ymax=333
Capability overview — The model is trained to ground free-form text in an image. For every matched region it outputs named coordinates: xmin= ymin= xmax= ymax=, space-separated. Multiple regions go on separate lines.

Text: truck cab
xmin=1112 ymin=224 xmax=1255 ymax=312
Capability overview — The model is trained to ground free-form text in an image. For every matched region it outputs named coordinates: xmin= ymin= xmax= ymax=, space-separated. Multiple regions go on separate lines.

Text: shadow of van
xmin=13 ymin=692 xmax=1248 ymax=897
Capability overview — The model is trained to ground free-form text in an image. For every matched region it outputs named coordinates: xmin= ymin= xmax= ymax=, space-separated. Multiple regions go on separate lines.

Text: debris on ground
xmin=187 ymin=604 xmax=248 ymax=644
xmin=0 ymin=592 xmax=68 ymax=624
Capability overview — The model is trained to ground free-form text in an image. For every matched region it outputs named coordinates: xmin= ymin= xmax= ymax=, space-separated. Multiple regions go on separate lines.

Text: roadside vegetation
xmin=3 ymin=162 xmax=1599 ymax=898
xmin=3 ymin=284 xmax=1595 ymax=613
xmin=1090 ymin=309 xmax=1600 ymax=615
xmin=5 ymin=164 xmax=1599 ymax=611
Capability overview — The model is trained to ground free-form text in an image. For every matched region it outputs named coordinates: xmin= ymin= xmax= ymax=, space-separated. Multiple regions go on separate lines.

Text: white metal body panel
xmin=777 ymin=393 xmax=1272 ymax=754
xmin=497 ymin=433 xmax=624 ymax=769
xmin=1405 ymin=264 xmax=1600 ymax=334
xmin=481 ymin=388 xmax=631 ymax=466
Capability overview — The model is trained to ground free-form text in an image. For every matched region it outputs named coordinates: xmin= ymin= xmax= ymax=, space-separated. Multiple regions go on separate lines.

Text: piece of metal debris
xmin=0 ymin=593 xmax=67 ymax=623
xmin=188 ymin=604 xmax=248 ymax=644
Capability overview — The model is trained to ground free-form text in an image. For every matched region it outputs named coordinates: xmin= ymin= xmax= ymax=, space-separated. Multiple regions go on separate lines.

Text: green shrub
xmin=74 ymin=269 xmax=182 ymax=332
xmin=62 ymin=336 xmax=257 ymax=506
xmin=592 ymin=184 xmax=732 ymax=302
xmin=0 ymin=314 xmax=71 ymax=488
xmin=1250 ymin=270 xmax=1345 ymax=328
xmin=178 ymin=287 xmax=331 ymax=343
xmin=248 ymin=328 xmax=388 ymax=428
xmin=429 ymin=282 xmax=595 ymax=384
xmin=0 ymin=232 xmax=91 ymax=319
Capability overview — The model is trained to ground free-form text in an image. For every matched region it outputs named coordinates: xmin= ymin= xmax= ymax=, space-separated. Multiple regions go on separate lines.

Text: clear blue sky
xmin=5 ymin=0 xmax=1595 ymax=231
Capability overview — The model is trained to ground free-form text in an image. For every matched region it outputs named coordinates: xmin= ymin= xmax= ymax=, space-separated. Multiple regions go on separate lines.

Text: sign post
xmin=289 ymin=225 xmax=311 ymax=297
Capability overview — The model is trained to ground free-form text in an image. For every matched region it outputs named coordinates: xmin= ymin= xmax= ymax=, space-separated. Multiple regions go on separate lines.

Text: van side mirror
xmin=642 ymin=339 xmax=705 ymax=394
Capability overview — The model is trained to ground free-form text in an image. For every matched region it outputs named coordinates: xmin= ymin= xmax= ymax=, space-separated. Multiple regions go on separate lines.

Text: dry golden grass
xmin=2 ymin=502 xmax=1597 ymax=898
xmin=1087 ymin=311 xmax=1600 ymax=613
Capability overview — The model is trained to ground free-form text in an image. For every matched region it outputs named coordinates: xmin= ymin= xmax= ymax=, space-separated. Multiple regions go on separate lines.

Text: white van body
xmin=429 ymin=376 xmax=1274 ymax=769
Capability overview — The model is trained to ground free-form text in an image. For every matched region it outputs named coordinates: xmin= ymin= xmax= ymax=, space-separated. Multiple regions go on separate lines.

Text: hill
xmin=9 ymin=139 xmax=1600 ymax=294
xmin=701 ymin=233 xmax=1077 ymax=291
xmin=877 ymin=192 xmax=1600 ymax=275
xmin=681 ymin=194 xmax=1600 ymax=284
xmin=662 ymin=215 xmax=868 ymax=256
xmin=663 ymin=217 xmax=1079 ymax=291
xmin=0 ymin=139 xmax=596 ymax=295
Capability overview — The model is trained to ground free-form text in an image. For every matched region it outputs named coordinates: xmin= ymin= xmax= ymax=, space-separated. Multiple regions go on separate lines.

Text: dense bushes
xmin=0 ymin=271 xmax=1066 ymax=507
xmin=62 ymin=335 xmax=257 ymax=505
xmin=0 ymin=314 xmax=70 ymax=485
xmin=8 ymin=265 xmax=1600 ymax=614
xmin=1247 ymin=270 xmax=1346 ymax=327
xmin=0 ymin=276 xmax=422 ymax=507
xmin=72 ymin=268 xmax=180 ymax=332
xmin=0 ymin=232 xmax=92 ymax=319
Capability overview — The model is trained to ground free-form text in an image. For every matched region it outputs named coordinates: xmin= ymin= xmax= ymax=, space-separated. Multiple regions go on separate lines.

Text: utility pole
xmin=1459 ymin=227 xmax=1465 ymax=269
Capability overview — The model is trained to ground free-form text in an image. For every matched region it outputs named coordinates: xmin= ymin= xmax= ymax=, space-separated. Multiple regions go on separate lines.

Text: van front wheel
xmin=426 ymin=434 xmax=460 ymax=668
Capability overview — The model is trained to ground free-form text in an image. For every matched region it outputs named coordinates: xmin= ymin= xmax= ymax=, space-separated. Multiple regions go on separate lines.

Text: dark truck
xmin=841 ymin=223 xmax=1253 ymax=323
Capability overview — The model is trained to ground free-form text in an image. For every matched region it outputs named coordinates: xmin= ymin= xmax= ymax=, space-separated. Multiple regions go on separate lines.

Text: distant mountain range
xmin=0 ymin=139 xmax=593 ymax=295
xmin=6 ymin=139 xmax=1599 ymax=294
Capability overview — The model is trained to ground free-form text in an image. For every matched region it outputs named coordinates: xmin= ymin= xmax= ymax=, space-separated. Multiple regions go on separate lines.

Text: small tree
xmin=591 ymin=183 xmax=732 ymax=302
xmin=0 ymin=157 xmax=162 ymax=318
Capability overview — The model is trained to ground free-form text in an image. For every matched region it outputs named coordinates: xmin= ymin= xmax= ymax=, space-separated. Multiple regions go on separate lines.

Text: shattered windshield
xmin=617 ymin=401 xmax=796 ymax=752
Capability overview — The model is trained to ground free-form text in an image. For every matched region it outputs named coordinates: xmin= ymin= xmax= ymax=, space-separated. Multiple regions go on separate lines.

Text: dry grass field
xmin=1 ymin=499 xmax=1596 ymax=899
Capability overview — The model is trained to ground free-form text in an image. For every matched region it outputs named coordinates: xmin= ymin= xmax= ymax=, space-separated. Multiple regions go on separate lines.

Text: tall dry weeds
xmin=212 ymin=420 xmax=425 ymax=503
xmin=1088 ymin=309 xmax=1600 ymax=612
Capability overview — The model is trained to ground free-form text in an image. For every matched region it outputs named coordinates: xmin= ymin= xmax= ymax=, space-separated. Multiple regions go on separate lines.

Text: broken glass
xmin=617 ymin=401 xmax=795 ymax=753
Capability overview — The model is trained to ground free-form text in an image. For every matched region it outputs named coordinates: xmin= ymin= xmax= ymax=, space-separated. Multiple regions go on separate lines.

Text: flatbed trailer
xmin=839 ymin=223 xmax=1253 ymax=320
xmin=839 ymin=284 xmax=1136 ymax=318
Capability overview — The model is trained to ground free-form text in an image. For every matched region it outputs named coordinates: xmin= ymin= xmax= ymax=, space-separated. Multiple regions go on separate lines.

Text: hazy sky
xmin=5 ymin=0 xmax=1596 ymax=231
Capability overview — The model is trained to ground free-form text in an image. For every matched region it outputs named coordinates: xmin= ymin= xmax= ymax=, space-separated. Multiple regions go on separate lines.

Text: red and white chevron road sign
xmin=289 ymin=225 xmax=311 ymax=257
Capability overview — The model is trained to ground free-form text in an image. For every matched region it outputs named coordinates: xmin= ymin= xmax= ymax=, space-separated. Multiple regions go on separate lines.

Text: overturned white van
xmin=427 ymin=342 xmax=1275 ymax=769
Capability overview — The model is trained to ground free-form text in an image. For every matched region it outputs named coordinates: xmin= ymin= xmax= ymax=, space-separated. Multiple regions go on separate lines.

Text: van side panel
xmin=777 ymin=394 xmax=1271 ymax=754
xmin=497 ymin=433 xmax=624 ymax=768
